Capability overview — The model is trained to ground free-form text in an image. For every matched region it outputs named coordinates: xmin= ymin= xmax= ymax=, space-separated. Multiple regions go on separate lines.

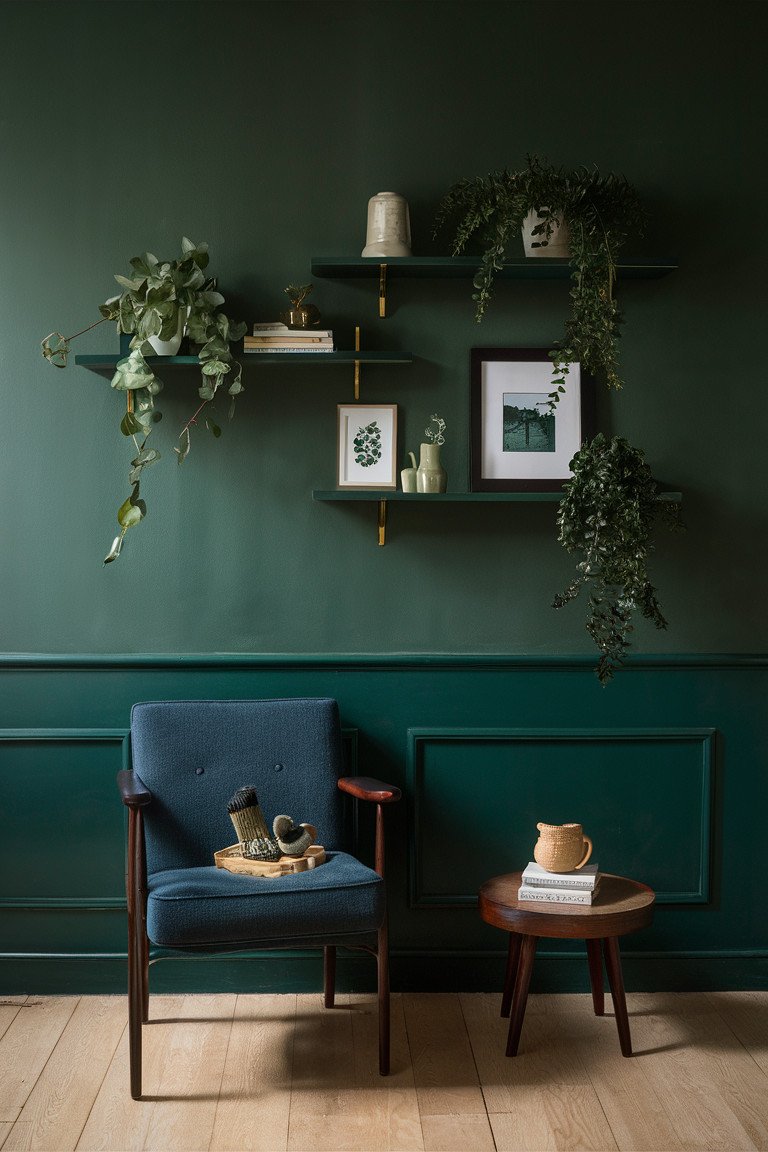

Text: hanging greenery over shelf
xmin=553 ymin=434 xmax=684 ymax=684
xmin=434 ymin=155 xmax=646 ymax=406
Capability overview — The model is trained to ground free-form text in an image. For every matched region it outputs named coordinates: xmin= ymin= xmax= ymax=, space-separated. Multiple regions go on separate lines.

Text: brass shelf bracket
xmin=377 ymin=499 xmax=388 ymax=547
xmin=378 ymin=264 xmax=387 ymax=318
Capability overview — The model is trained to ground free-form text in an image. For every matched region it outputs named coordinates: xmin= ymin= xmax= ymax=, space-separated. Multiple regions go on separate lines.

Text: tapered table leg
xmin=505 ymin=934 xmax=537 ymax=1056
xmin=604 ymin=935 xmax=632 ymax=1056
xmin=501 ymin=933 xmax=521 ymax=1018
xmin=324 ymin=945 xmax=336 ymax=1008
xmin=586 ymin=938 xmax=604 ymax=1016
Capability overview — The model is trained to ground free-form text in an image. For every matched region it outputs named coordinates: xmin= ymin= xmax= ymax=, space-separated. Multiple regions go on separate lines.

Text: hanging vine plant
xmin=434 ymin=155 xmax=645 ymax=406
xmin=41 ymin=238 xmax=246 ymax=562
xmin=553 ymin=433 xmax=683 ymax=684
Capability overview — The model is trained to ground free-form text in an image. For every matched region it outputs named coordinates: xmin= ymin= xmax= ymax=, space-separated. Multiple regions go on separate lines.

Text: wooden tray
xmin=214 ymin=843 xmax=326 ymax=878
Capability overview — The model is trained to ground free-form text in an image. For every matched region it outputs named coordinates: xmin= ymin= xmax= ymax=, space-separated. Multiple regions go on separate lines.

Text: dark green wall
xmin=1 ymin=3 xmax=767 ymax=994
xmin=1 ymin=0 xmax=766 ymax=654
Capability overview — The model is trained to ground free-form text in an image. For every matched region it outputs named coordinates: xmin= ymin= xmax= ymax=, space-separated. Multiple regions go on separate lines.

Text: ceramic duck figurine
xmin=272 ymin=815 xmax=317 ymax=857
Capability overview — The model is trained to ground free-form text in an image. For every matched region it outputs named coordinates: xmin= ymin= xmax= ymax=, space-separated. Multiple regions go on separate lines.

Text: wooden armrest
xmin=117 ymin=769 xmax=152 ymax=808
xmin=338 ymin=776 xmax=401 ymax=804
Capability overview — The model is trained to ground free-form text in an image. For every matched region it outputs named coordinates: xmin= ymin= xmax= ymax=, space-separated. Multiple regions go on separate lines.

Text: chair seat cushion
xmin=147 ymin=851 xmax=385 ymax=948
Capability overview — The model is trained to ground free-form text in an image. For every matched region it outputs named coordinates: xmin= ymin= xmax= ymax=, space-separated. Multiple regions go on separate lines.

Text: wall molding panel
xmin=407 ymin=727 xmax=715 ymax=908
xmin=0 ymin=654 xmax=764 ymax=993
xmin=0 ymin=728 xmax=130 ymax=911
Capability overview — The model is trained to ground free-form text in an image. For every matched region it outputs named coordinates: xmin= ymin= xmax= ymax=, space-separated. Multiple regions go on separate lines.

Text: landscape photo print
xmin=470 ymin=348 xmax=590 ymax=491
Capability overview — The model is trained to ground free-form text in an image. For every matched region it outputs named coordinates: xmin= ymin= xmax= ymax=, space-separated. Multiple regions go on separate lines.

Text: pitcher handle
xmin=575 ymin=835 xmax=593 ymax=870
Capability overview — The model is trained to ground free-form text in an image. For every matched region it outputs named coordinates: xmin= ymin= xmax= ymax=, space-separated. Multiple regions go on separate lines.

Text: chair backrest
xmin=130 ymin=698 xmax=345 ymax=873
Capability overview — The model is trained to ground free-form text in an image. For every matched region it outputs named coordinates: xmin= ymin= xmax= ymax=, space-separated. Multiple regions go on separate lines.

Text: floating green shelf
xmin=75 ymin=350 xmax=412 ymax=370
xmin=74 ymin=349 xmax=412 ymax=400
xmin=313 ymin=488 xmax=682 ymax=546
xmin=311 ymin=256 xmax=677 ymax=279
xmin=310 ymin=255 xmax=676 ymax=316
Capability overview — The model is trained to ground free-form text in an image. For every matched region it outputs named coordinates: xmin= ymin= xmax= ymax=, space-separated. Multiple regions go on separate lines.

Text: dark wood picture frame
xmin=470 ymin=347 xmax=594 ymax=492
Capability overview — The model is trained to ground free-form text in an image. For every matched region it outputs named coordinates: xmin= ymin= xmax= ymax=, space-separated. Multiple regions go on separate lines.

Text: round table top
xmin=479 ymin=871 xmax=655 ymax=940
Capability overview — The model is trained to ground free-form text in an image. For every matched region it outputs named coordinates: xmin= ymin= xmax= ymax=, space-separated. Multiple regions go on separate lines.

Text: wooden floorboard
xmin=0 ymin=991 xmax=766 ymax=1151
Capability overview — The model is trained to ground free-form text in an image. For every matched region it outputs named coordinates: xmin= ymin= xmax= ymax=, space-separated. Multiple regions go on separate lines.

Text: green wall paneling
xmin=1 ymin=654 xmax=766 ymax=993
xmin=407 ymin=727 xmax=714 ymax=908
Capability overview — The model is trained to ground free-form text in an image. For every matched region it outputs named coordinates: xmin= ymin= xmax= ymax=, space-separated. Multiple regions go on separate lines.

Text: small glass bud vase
xmin=416 ymin=442 xmax=447 ymax=493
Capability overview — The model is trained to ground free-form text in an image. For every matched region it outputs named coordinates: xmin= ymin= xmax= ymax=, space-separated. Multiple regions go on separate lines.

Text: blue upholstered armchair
xmin=118 ymin=698 xmax=401 ymax=1099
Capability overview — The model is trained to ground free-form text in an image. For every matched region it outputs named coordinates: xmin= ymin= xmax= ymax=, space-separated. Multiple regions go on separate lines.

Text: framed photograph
xmin=337 ymin=403 xmax=398 ymax=489
xmin=470 ymin=348 xmax=593 ymax=491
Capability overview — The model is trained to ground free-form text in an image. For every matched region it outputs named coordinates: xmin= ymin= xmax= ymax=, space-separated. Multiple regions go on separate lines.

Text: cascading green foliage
xmin=42 ymin=238 xmax=246 ymax=562
xmin=354 ymin=422 xmax=382 ymax=467
xmin=553 ymin=434 xmax=683 ymax=684
xmin=434 ymin=155 xmax=645 ymax=406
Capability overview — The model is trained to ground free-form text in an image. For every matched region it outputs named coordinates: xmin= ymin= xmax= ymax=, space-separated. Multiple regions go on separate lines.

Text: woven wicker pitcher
xmin=533 ymin=822 xmax=593 ymax=873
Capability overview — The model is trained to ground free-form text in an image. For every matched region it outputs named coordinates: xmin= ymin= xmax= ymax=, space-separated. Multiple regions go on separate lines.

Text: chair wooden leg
xmin=127 ymin=812 xmax=143 ymax=1100
xmin=586 ymin=938 xmax=604 ymax=1016
xmin=500 ymin=933 xmax=521 ymax=1018
xmin=377 ymin=922 xmax=390 ymax=1075
xmin=141 ymin=931 xmax=149 ymax=1023
xmin=603 ymin=935 xmax=632 ymax=1056
xmin=505 ymin=934 xmax=537 ymax=1057
xmin=323 ymin=946 xmax=336 ymax=1008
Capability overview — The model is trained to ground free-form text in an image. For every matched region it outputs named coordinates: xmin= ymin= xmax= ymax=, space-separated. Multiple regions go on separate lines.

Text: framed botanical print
xmin=336 ymin=403 xmax=398 ymax=489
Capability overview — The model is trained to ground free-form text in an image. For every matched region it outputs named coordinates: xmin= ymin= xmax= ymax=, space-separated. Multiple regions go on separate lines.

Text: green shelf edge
xmin=310 ymin=256 xmax=677 ymax=280
xmin=75 ymin=351 xmax=413 ymax=371
xmin=313 ymin=490 xmax=683 ymax=504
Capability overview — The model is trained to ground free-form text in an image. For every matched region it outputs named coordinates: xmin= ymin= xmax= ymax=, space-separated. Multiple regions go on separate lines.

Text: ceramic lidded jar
xmin=533 ymin=822 xmax=592 ymax=873
xmin=362 ymin=192 xmax=412 ymax=257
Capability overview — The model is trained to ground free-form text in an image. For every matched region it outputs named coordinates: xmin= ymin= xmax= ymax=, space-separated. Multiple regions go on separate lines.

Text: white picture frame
xmin=336 ymin=403 xmax=398 ymax=489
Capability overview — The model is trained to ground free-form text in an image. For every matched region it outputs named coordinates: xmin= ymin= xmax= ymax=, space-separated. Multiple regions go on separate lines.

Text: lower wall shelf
xmin=312 ymin=489 xmax=682 ymax=546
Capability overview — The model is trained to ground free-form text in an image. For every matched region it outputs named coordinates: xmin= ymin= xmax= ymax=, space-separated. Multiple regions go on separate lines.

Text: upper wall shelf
xmin=311 ymin=256 xmax=678 ymax=315
xmin=311 ymin=256 xmax=677 ymax=279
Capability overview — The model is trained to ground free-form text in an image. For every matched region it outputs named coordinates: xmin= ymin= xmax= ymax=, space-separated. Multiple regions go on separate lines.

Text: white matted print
xmin=470 ymin=349 xmax=589 ymax=491
xmin=337 ymin=404 xmax=398 ymax=489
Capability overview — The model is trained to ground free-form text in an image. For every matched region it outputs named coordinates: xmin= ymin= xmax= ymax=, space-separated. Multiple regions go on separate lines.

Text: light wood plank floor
xmin=0 ymin=991 xmax=767 ymax=1151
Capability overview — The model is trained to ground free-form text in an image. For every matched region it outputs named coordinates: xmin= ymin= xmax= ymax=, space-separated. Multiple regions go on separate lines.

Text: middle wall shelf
xmin=75 ymin=348 xmax=413 ymax=401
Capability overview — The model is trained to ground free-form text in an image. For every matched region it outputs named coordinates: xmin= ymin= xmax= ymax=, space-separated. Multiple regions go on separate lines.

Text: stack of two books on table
xmin=519 ymin=862 xmax=601 ymax=905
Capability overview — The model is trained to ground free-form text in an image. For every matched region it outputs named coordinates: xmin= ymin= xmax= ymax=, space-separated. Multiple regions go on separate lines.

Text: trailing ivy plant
xmin=41 ymin=238 xmax=246 ymax=562
xmin=553 ymin=434 xmax=682 ymax=684
xmin=434 ymin=155 xmax=645 ymax=407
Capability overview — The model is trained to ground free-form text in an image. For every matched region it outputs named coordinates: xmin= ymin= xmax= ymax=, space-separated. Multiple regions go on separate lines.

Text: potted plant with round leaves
xmin=434 ymin=155 xmax=645 ymax=406
xmin=553 ymin=433 xmax=683 ymax=684
xmin=41 ymin=238 xmax=246 ymax=562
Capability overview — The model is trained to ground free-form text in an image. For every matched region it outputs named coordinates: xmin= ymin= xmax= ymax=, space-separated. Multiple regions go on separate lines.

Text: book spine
xmin=522 ymin=876 xmax=596 ymax=890
xmin=252 ymin=326 xmax=333 ymax=337
xmin=518 ymin=885 xmax=594 ymax=905
xmin=242 ymin=347 xmax=335 ymax=354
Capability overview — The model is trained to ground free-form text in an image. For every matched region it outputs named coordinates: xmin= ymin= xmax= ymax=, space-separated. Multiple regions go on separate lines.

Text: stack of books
xmin=518 ymin=861 xmax=601 ymax=905
xmin=244 ymin=323 xmax=335 ymax=354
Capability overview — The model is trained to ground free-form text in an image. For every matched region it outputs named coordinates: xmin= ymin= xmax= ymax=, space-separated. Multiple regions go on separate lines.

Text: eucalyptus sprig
xmin=553 ymin=433 xmax=682 ymax=684
xmin=425 ymin=413 xmax=446 ymax=445
xmin=434 ymin=156 xmax=645 ymax=406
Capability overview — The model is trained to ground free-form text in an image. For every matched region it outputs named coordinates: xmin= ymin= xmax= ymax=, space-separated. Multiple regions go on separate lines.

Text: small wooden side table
xmin=479 ymin=871 xmax=655 ymax=1057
